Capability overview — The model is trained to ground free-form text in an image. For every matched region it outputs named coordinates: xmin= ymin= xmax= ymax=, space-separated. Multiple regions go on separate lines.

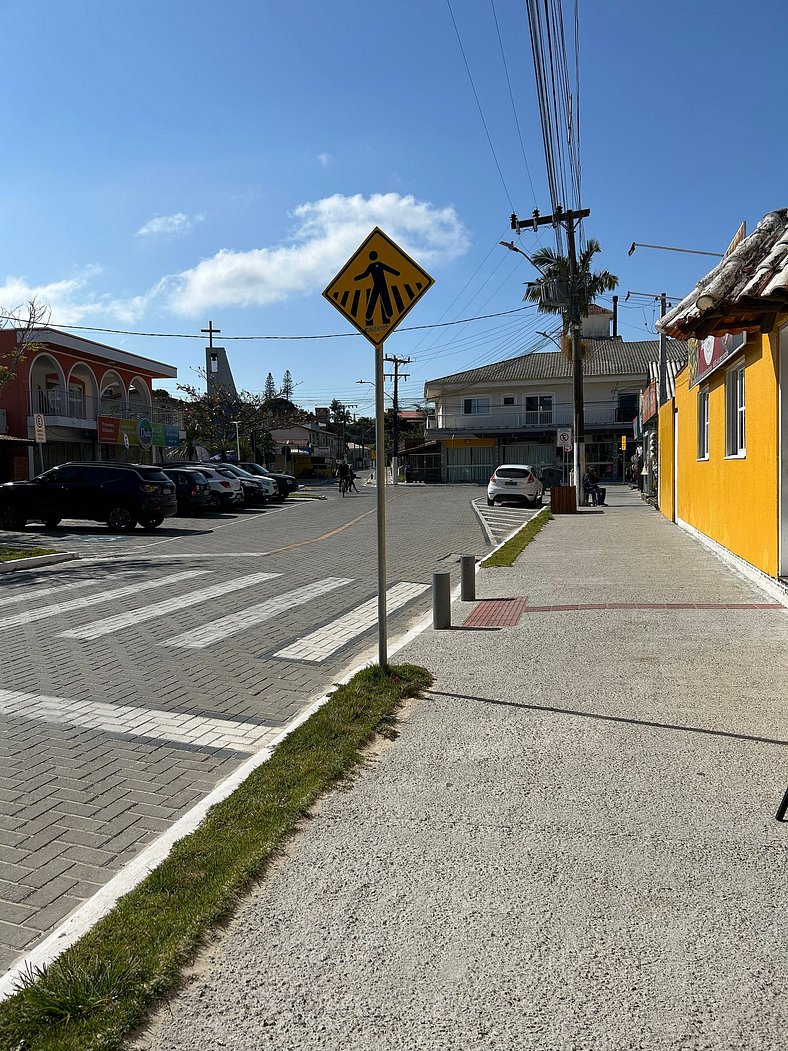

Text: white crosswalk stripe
xmin=274 ymin=581 xmax=430 ymax=663
xmin=0 ymin=576 xmax=107 ymax=610
xmin=165 ymin=577 xmax=353 ymax=650
xmin=0 ymin=570 xmax=207 ymax=629
xmin=60 ymin=571 xmax=281 ymax=640
xmin=0 ymin=688 xmax=274 ymax=754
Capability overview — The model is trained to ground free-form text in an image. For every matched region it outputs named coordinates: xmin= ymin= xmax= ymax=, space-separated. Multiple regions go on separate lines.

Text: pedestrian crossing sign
xmin=323 ymin=227 xmax=434 ymax=346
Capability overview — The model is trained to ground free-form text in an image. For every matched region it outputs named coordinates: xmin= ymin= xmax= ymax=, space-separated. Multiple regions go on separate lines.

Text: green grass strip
xmin=0 ymin=663 xmax=433 ymax=1051
xmin=0 ymin=547 xmax=56 ymax=563
xmin=480 ymin=508 xmax=553 ymax=568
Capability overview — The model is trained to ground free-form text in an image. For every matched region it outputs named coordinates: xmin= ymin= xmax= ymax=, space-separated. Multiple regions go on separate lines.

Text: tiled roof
xmin=425 ymin=338 xmax=687 ymax=390
xmin=659 ymin=209 xmax=788 ymax=340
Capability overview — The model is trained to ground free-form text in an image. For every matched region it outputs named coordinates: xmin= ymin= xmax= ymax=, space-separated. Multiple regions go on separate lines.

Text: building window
xmin=697 ymin=387 xmax=709 ymax=460
xmin=725 ymin=361 xmax=745 ymax=456
xmin=524 ymin=394 xmax=553 ymax=424
xmin=617 ymin=392 xmax=639 ymax=422
xmin=502 ymin=395 xmax=516 ymax=406
xmin=463 ymin=397 xmax=490 ymax=415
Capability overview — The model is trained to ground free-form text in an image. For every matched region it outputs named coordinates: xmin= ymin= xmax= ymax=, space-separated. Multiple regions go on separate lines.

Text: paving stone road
xmin=0 ymin=484 xmax=489 ymax=974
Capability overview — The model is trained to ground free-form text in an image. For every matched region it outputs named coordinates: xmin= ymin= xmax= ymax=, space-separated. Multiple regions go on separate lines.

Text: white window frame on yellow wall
xmin=697 ymin=386 xmax=709 ymax=460
xmin=725 ymin=360 xmax=746 ymax=457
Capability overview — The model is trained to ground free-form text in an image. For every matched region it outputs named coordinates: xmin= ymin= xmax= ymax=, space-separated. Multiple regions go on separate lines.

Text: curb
xmin=0 ymin=552 xmax=79 ymax=574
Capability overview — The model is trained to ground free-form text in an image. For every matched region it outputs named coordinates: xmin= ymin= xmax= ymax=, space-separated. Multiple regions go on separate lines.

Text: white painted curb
xmin=0 ymin=552 xmax=79 ymax=574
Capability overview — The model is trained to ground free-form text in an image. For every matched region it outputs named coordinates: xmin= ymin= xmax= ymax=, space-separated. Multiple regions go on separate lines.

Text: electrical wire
xmin=445 ymin=0 xmax=515 ymax=212
xmin=490 ymin=0 xmax=538 ymax=209
xmin=0 ymin=305 xmax=536 ymax=343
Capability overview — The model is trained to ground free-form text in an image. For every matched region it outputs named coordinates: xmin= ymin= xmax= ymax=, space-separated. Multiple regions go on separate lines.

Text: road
xmin=0 ymin=483 xmax=490 ymax=974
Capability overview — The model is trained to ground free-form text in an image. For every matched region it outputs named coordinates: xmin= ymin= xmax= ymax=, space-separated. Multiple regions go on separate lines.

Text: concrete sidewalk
xmin=135 ymin=488 xmax=788 ymax=1051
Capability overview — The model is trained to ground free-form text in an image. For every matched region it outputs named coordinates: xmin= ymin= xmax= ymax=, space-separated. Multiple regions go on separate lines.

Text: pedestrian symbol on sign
xmin=354 ymin=252 xmax=400 ymax=327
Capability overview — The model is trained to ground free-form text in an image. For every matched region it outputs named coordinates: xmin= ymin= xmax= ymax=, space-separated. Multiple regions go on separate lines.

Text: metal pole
xmin=460 ymin=555 xmax=476 ymax=601
xmin=432 ymin=571 xmax=451 ymax=629
xmin=235 ymin=422 xmax=240 ymax=462
xmin=375 ymin=340 xmax=388 ymax=667
xmin=658 ymin=292 xmax=667 ymax=406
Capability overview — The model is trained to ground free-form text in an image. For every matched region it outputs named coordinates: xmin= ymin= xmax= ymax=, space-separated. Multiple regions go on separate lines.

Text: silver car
xmin=487 ymin=464 xmax=544 ymax=508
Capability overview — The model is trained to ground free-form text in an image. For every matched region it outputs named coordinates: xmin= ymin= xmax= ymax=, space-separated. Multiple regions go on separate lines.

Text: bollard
xmin=460 ymin=555 xmax=476 ymax=602
xmin=432 ymin=571 xmax=451 ymax=629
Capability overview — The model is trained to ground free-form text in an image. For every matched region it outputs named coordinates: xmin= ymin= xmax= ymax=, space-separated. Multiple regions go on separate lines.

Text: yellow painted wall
xmin=657 ymin=396 xmax=675 ymax=521
xmin=668 ymin=332 xmax=778 ymax=576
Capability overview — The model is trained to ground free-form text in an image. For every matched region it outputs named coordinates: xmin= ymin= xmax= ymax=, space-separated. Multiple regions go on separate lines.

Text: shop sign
xmin=688 ymin=331 xmax=747 ymax=390
xmin=641 ymin=380 xmax=658 ymax=423
xmin=97 ymin=416 xmax=180 ymax=449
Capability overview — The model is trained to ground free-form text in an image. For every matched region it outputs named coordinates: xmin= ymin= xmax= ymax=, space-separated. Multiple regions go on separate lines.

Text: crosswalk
xmin=3 ymin=569 xmax=430 ymax=664
xmin=472 ymin=498 xmax=540 ymax=545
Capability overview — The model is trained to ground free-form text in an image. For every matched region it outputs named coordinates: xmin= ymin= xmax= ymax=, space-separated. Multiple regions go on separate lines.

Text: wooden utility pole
xmin=383 ymin=354 xmax=411 ymax=458
xmin=511 ymin=207 xmax=590 ymax=504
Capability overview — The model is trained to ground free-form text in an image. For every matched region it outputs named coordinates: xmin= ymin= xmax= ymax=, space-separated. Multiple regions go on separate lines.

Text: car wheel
xmin=140 ymin=516 xmax=164 ymax=530
xmin=486 ymin=497 xmax=495 ymax=507
xmin=209 ymin=492 xmax=221 ymax=510
xmin=107 ymin=506 xmax=136 ymax=532
xmin=0 ymin=506 xmax=26 ymax=530
xmin=43 ymin=518 xmax=62 ymax=529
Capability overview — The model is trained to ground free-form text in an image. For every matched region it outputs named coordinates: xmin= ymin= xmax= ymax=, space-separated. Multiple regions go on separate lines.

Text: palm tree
xmin=523 ymin=238 xmax=618 ymax=359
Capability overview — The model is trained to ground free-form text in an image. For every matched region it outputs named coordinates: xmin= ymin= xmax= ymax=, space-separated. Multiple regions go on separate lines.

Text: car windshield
xmin=135 ymin=468 xmax=171 ymax=482
xmin=496 ymin=467 xmax=532 ymax=479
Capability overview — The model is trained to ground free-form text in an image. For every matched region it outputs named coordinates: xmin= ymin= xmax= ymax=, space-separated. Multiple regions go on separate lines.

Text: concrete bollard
xmin=460 ymin=555 xmax=476 ymax=602
xmin=432 ymin=571 xmax=451 ymax=629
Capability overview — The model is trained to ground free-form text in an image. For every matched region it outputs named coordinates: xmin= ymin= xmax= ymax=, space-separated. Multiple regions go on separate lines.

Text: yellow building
xmin=657 ymin=209 xmax=788 ymax=583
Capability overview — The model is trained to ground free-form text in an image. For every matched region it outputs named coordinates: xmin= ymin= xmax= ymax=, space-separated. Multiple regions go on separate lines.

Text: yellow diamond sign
xmin=323 ymin=227 xmax=434 ymax=346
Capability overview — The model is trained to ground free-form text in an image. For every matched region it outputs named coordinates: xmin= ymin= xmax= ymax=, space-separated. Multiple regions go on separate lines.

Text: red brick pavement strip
xmin=520 ymin=602 xmax=785 ymax=612
xmin=462 ymin=598 xmax=528 ymax=628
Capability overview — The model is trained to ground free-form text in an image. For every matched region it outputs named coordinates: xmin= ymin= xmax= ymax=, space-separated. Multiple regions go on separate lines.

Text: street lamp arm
xmin=628 ymin=241 xmax=723 ymax=258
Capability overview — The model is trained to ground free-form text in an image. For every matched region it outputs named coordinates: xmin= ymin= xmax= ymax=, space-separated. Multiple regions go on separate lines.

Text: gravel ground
xmin=130 ymin=489 xmax=788 ymax=1051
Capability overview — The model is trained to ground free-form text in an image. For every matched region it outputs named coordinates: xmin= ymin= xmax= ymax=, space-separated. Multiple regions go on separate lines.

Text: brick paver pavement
xmin=0 ymin=484 xmax=488 ymax=973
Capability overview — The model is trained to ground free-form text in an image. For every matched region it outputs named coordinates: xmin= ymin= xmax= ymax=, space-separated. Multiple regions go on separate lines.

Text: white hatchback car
xmin=487 ymin=464 xmax=544 ymax=508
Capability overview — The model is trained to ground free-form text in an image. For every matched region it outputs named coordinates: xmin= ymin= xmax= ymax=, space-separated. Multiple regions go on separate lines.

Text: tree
xmin=0 ymin=299 xmax=50 ymax=394
xmin=281 ymin=370 xmax=294 ymax=400
xmin=522 ymin=239 xmax=617 ymax=358
xmin=263 ymin=372 xmax=277 ymax=403
xmin=176 ymin=372 xmax=310 ymax=461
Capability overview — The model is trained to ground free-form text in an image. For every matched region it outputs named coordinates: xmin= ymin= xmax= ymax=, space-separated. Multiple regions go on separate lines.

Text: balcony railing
xmin=427 ymin=403 xmax=636 ymax=432
xmin=29 ymin=390 xmax=182 ymax=426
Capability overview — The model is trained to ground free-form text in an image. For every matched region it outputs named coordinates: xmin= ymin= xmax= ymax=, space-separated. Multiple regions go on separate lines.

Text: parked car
xmin=487 ymin=464 xmax=544 ymax=508
xmin=218 ymin=463 xmax=276 ymax=505
xmin=237 ymin=462 xmax=298 ymax=501
xmin=0 ymin=462 xmax=178 ymax=531
xmin=162 ymin=467 xmax=212 ymax=515
xmin=175 ymin=464 xmax=244 ymax=510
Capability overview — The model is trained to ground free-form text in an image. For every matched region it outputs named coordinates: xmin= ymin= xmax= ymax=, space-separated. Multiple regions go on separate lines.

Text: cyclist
xmin=336 ymin=460 xmax=351 ymax=494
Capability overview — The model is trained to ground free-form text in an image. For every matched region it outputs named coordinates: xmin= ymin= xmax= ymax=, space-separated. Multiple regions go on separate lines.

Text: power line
xmin=0 ymin=305 xmax=535 ymax=343
xmin=446 ymin=0 xmax=515 ymax=212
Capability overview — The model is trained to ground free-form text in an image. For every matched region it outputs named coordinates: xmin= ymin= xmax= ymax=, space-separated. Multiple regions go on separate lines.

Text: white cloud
xmin=169 ymin=192 xmax=470 ymax=316
xmin=136 ymin=212 xmax=204 ymax=237
xmin=0 ymin=272 xmax=101 ymax=325
xmin=0 ymin=270 xmax=167 ymax=327
xmin=318 ymin=152 xmax=332 ymax=167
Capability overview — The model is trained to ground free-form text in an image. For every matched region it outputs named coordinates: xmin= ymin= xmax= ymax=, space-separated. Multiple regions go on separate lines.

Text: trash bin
xmin=550 ymin=485 xmax=577 ymax=514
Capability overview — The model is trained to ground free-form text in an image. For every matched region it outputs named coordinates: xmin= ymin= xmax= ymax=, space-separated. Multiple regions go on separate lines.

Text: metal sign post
xmin=374 ymin=339 xmax=388 ymax=666
xmin=323 ymin=227 xmax=434 ymax=669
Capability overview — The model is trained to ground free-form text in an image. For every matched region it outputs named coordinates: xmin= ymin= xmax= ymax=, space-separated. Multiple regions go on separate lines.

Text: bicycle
xmin=338 ymin=475 xmax=350 ymax=497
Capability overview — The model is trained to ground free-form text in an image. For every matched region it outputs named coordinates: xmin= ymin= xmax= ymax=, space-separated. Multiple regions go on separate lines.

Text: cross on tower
xmin=201 ymin=320 xmax=221 ymax=349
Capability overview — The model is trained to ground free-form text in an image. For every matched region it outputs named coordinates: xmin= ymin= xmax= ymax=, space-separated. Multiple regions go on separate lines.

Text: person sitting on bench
xmin=582 ymin=467 xmax=606 ymax=506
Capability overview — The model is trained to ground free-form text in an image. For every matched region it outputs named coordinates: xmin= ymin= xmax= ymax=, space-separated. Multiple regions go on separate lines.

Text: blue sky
xmin=1 ymin=0 xmax=785 ymax=416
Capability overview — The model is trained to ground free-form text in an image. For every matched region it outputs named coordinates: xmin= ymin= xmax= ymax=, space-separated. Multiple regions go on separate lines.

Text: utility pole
xmin=384 ymin=354 xmax=410 ymax=459
xmin=511 ymin=207 xmax=590 ymax=505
